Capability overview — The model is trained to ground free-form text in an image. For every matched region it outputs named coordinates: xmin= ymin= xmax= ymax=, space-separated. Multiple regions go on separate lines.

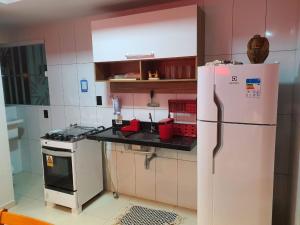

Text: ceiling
xmin=0 ymin=0 xmax=178 ymax=28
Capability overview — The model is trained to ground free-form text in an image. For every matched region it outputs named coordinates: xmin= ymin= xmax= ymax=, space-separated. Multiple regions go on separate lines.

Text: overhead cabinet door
xmin=91 ymin=5 xmax=197 ymax=62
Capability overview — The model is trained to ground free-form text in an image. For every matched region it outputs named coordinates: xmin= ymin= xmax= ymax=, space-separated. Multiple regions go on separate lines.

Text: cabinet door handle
xmin=125 ymin=52 xmax=155 ymax=59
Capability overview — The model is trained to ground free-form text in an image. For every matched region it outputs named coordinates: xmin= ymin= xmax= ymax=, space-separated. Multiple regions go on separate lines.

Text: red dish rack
xmin=168 ymin=99 xmax=197 ymax=138
xmin=168 ymin=99 xmax=197 ymax=114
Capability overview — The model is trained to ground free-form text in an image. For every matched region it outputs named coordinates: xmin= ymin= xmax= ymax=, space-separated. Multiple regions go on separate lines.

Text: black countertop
xmin=87 ymin=121 xmax=197 ymax=151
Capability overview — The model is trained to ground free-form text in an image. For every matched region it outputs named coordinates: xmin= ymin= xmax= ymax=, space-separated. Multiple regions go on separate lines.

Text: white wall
xmin=0 ymin=73 xmax=15 ymax=208
xmin=1 ymin=0 xmax=299 ymax=223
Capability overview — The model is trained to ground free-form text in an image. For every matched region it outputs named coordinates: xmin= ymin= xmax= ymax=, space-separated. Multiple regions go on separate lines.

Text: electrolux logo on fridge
xmin=229 ymin=75 xmax=239 ymax=85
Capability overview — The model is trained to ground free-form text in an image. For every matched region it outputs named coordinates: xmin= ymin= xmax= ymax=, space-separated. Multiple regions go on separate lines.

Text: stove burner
xmin=44 ymin=125 xmax=105 ymax=142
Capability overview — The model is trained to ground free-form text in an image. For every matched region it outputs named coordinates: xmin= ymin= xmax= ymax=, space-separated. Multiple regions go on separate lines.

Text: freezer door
xmin=213 ymin=123 xmax=276 ymax=225
xmin=197 ymin=66 xmax=218 ymax=121
xmin=197 ymin=121 xmax=217 ymax=225
xmin=215 ymin=64 xmax=279 ymax=124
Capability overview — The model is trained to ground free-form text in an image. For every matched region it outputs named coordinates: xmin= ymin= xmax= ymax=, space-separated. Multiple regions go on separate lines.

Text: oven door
xmin=42 ymin=147 xmax=76 ymax=194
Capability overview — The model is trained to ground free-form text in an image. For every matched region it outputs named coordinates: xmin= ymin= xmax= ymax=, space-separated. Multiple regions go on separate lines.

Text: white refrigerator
xmin=197 ymin=63 xmax=279 ymax=225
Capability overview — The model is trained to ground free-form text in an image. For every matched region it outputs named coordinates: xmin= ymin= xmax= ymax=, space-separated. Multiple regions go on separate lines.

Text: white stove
xmin=41 ymin=125 xmax=104 ymax=214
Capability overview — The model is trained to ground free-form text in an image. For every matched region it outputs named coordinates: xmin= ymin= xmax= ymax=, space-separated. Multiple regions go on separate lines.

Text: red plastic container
xmin=158 ymin=118 xmax=174 ymax=140
xmin=120 ymin=119 xmax=140 ymax=132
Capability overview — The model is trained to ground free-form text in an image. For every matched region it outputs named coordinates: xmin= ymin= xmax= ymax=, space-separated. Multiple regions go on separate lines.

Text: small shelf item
xmin=148 ymin=71 xmax=160 ymax=80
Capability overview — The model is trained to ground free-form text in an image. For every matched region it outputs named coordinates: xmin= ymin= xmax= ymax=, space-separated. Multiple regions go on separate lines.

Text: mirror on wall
xmin=0 ymin=43 xmax=49 ymax=106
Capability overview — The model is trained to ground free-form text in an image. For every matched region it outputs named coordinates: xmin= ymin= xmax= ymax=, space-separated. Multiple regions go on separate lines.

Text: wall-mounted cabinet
xmin=91 ymin=5 xmax=198 ymax=62
xmin=91 ymin=4 xmax=204 ymax=93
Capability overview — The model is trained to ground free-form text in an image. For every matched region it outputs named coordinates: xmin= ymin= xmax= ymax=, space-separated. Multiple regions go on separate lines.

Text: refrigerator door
xmin=197 ymin=121 xmax=217 ymax=225
xmin=213 ymin=123 xmax=276 ymax=225
xmin=215 ymin=64 xmax=279 ymax=125
xmin=197 ymin=66 xmax=218 ymax=121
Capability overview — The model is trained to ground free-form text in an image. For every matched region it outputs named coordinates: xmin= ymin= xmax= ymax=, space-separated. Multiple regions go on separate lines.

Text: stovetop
xmin=43 ymin=125 xmax=104 ymax=142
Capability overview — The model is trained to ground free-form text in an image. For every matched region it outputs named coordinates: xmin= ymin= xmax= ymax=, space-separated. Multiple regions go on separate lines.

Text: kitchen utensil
xmin=147 ymin=90 xmax=160 ymax=107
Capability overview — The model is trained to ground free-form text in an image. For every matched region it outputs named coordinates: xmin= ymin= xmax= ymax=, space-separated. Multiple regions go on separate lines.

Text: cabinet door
xmin=116 ymin=151 xmax=135 ymax=195
xmin=178 ymin=160 xmax=197 ymax=210
xmin=156 ymin=157 xmax=178 ymax=205
xmin=135 ymin=154 xmax=156 ymax=201
xmin=213 ymin=123 xmax=275 ymax=225
xmin=92 ymin=5 xmax=197 ymax=62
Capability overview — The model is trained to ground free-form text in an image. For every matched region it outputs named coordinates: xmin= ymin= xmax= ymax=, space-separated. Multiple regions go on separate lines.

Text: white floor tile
xmin=10 ymin=172 xmax=196 ymax=225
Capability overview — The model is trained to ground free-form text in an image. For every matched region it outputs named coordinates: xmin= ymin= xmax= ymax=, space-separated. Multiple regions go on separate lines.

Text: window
xmin=0 ymin=44 xmax=50 ymax=105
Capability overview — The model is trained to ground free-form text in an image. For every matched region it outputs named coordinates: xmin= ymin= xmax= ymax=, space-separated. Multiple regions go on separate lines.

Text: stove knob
xmin=65 ymin=136 xmax=71 ymax=142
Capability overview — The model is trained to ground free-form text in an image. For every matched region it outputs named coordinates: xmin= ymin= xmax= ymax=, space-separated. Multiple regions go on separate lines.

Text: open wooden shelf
xmin=110 ymin=79 xmax=196 ymax=93
xmin=95 ymin=56 xmax=197 ymax=93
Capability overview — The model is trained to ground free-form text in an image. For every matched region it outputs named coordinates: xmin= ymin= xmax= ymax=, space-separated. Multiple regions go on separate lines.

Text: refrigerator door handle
xmin=213 ymin=85 xmax=223 ymax=174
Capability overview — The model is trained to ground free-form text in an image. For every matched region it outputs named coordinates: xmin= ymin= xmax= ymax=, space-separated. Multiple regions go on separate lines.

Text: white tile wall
xmin=38 ymin=106 xmax=51 ymax=137
xmin=77 ymin=63 xmax=96 ymax=107
xmin=232 ymin=0 xmax=266 ymax=54
xmin=20 ymin=138 xmax=31 ymax=172
xmin=64 ymin=106 xmax=80 ymax=126
xmin=5 ymin=106 xmax=17 ymax=121
xmin=266 ymin=0 xmax=298 ymax=51
xmin=74 ymin=18 xmax=94 ymax=63
xmin=80 ymin=106 xmax=97 ymax=127
xmin=50 ymin=106 xmax=66 ymax=130
xmin=59 ymin=22 xmax=77 ymax=65
xmin=28 ymin=140 xmax=43 ymax=175
xmin=133 ymin=93 xmax=149 ymax=108
xmin=44 ymin=25 xmax=61 ymax=66
xmin=154 ymin=109 xmax=169 ymax=122
xmin=204 ymin=0 xmax=233 ymax=55
xmin=61 ymin=65 xmax=80 ymax=106
xmin=120 ymin=108 xmax=134 ymax=121
xmin=133 ymin=108 xmax=155 ymax=122
xmin=95 ymin=82 xmax=110 ymax=107
xmin=25 ymin=106 xmax=41 ymax=140
xmin=47 ymin=65 xmax=64 ymax=106
xmin=96 ymin=107 xmax=114 ymax=128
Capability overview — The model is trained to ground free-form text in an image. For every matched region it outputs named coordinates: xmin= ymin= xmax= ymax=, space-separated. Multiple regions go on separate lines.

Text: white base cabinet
xmin=104 ymin=143 xmax=197 ymax=210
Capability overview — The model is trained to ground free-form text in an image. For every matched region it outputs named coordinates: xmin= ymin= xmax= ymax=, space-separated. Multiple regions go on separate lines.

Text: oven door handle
xmin=42 ymin=148 xmax=73 ymax=158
